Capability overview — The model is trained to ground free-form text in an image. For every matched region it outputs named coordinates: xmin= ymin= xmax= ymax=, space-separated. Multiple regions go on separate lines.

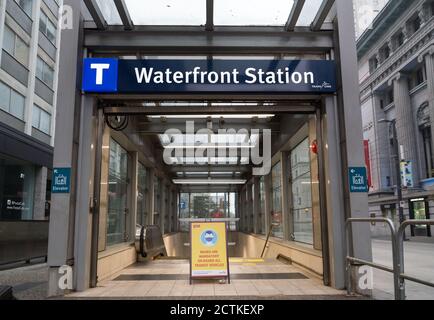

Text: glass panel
xmin=107 ymin=139 xmax=129 ymax=246
xmin=296 ymin=0 xmax=323 ymax=26
xmin=2 ymin=26 xmax=15 ymax=56
xmin=95 ymin=0 xmax=122 ymax=25
xmin=259 ymin=176 xmax=265 ymax=234
xmin=0 ymin=153 xmax=35 ymax=221
xmin=14 ymin=36 xmax=29 ymax=66
xmin=32 ymin=105 xmax=40 ymax=129
xmin=271 ymin=162 xmax=283 ymax=238
xmin=179 ymin=193 xmax=190 ymax=232
xmin=136 ymin=163 xmax=147 ymax=226
xmin=215 ymin=0 xmax=294 ymax=26
xmin=39 ymin=109 xmax=51 ymax=135
xmin=16 ymin=0 xmax=33 ymax=17
xmin=124 ymin=0 xmax=206 ymax=25
xmin=10 ymin=90 xmax=25 ymax=120
xmin=291 ymin=138 xmax=313 ymax=245
xmin=0 ymin=82 xmax=11 ymax=113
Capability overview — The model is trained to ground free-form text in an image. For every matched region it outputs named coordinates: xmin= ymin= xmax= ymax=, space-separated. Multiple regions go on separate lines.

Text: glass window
xmin=291 ymin=138 xmax=313 ymax=245
xmin=215 ymin=0 xmax=294 ymax=26
xmin=10 ymin=91 xmax=25 ymax=120
xmin=179 ymin=193 xmax=190 ymax=232
xmin=2 ymin=26 xmax=29 ymax=66
xmin=124 ymin=0 xmax=206 ymax=26
xmin=107 ymin=139 xmax=130 ymax=246
xmin=39 ymin=12 xmax=57 ymax=44
xmin=0 ymin=82 xmax=11 ymax=113
xmin=15 ymin=0 xmax=33 ymax=17
xmin=0 ymin=153 xmax=35 ymax=221
xmin=0 ymin=82 xmax=25 ymax=120
xmin=36 ymin=57 xmax=54 ymax=88
xmin=32 ymin=105 xmax=52 ymax=135
xmin=271 ymin=162 xmax=283 ymax=238
xmin=136 ymin=163 xmax=148 ymax=226
xmin=153 ymin=176 xmax=161 ymax=226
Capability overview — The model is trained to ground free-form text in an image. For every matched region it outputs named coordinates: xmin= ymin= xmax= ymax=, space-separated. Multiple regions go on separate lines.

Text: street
xmin=372 ymin=239 xmax=434 ymax=300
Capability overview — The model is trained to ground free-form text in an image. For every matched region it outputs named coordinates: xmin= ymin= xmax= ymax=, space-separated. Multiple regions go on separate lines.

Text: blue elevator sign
xmin=82 ymin=58 xmax=337 ymax=94
xmin=52 ymin=168 xmax=71 ymax=194
xmin=348 ymin=167 xmax=369 ymax=193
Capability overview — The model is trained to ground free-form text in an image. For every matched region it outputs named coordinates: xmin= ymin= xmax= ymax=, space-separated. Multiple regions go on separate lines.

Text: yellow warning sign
xmin=190 ymin=222 xmax=229 ymax=279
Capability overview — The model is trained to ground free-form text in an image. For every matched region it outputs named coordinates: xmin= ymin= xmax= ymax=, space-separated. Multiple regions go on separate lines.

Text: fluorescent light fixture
xmin=173 ymin=179 xmax=247 ymax=185
xmin=163 ymin=144 xmax=255 ymax=149
xmin=150 ymin=114 xmax=275 ymax=119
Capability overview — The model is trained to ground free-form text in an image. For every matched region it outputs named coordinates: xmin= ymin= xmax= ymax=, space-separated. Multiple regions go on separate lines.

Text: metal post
xmin=391 ymin=121 xmax=406 ymax=233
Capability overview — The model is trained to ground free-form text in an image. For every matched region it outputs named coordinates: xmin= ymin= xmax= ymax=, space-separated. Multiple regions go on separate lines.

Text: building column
xmin=33 ymin=167 xmax=48 ymax=220
xmin=252 ymin=177 xmax=260 ymax=234
xmin=419 ymin=46 xmax=434 ymax=166
xmin=389 ymin=73 xmax=420 ymax=185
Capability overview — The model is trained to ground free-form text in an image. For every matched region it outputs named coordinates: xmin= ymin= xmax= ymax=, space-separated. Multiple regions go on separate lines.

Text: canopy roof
xmin=84 ymin=0 xmax=335 ymax=31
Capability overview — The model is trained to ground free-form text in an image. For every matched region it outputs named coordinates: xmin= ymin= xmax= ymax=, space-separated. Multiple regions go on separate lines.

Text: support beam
xmin=103 ymin=105 xmax=317 ymax=115
xmin=83 ymin=0 xmax=107 ymax=30
xmin=135 ymin=122 xmax=281 ymax=134
xmin=206 ymin=0 xmax=214 ymax=31
xmin=114 ymin=0 xmax=134 ymax=30
xmin=84 ymin=27 xmax=334 ymax=53
xmin=311 ymin=0 xmax=335 ymax=31
xmin=285 ymin=0 xmax=306 ymax=32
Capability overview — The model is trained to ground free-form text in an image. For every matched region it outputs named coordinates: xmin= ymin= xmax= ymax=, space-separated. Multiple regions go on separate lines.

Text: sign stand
xmin=189 ymin=221 xmax=230 ymax=285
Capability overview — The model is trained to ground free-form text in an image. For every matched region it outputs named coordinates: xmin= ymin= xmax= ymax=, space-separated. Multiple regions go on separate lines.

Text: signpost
xmin=190 ymin=222 xmax=230 ymax=284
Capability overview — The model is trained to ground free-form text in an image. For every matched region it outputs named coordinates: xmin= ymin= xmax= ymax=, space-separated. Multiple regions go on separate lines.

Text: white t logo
xmin=90 ymin=63 xmax=110 ymax=85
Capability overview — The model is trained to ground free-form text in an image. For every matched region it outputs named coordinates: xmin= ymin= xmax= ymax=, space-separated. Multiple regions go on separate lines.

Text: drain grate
xmin=114 ymin=273 xmax=307 ymax=281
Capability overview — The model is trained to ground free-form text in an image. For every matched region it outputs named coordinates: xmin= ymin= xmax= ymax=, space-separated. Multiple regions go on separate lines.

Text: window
xmin=15 ymin=0 xmax=33 ymax=17
xmin=153 ymin=176 xmax=161 ymax=226
xmin=0 ymin=153 xmax=35 ymax=221
xmin=39 ymin=11 xmax=57 ymax=44
xmin=396 ymin=32 xmax=405 ymax=47
xmin=271 ymin=162 xmax=283 ymax=238
xmin=36 ymin=57 xmax=54 ymax=88
xmin=107 ymin=139 xmax=130 ymax=246
xmin=136 ymin=163 xmax=148 ymax=226
xmin=291 ymin=138 xmax=313 ymax=245
xmin=2 ymin=25 xmax=29 ymax=67
xmin=0 ymin=81 xmax=25 ymax=120
xmin=32 ymin=105 xmax=52 ymax=135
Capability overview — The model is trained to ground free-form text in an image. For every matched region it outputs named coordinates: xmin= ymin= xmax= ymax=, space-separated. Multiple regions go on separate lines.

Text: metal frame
xmin=346 ymin=218 xmax=434 ymax=300
xmin=311 ymin=0 xmax=335 ymax=31
xmin=84 ymin=0 xmax=335 ymax=33
xmin=113 ymin=0 xmax=134 ymax=30
xmin=285 ymin=0 xmax=306 ymax=32
xmin=83 ymin=0 xmax=107 ymax=30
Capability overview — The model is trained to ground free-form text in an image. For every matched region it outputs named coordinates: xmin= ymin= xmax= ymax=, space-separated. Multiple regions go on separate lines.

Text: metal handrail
xmin=396 ymin=220 xmax=434 ymax=300
xmin=345 ymin=218 xmax=401 ymax=299
xmin=346 ymin=217 xmax=434 ymax=300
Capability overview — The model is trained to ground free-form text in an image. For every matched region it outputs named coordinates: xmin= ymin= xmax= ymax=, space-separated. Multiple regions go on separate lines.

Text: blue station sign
xmin=82 ymin=58 xmax=337 ymax=94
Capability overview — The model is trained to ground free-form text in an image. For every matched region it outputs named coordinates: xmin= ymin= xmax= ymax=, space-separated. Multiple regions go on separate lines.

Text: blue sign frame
xmin=82 ymin=58 xmax=337 ymax=94
xmin=348 ymin=167 xmax=369 ymax=193
xmin=52 ymin=168 xmax=71 ymax=194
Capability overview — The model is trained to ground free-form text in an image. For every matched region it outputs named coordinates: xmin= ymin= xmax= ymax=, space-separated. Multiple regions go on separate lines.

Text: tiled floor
xmin=67 ymin=258 xmax=348 ymax=299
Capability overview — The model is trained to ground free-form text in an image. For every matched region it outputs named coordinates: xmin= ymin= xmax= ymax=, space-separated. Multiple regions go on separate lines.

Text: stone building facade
xmin=358 ymin=0 xmax=434 ymax=237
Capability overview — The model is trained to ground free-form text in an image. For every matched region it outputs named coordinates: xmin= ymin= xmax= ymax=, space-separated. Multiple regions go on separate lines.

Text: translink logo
xmin=82 ymin=58 xmax=118 ymax=93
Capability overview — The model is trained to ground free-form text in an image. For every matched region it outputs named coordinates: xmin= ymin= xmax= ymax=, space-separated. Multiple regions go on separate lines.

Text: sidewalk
xmin=0 ymin=263 xmax=48 ymax=300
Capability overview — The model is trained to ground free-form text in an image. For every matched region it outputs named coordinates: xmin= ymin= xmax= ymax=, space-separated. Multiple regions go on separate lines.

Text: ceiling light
xmin=173 ymin=179 xmax=247 ymax=185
